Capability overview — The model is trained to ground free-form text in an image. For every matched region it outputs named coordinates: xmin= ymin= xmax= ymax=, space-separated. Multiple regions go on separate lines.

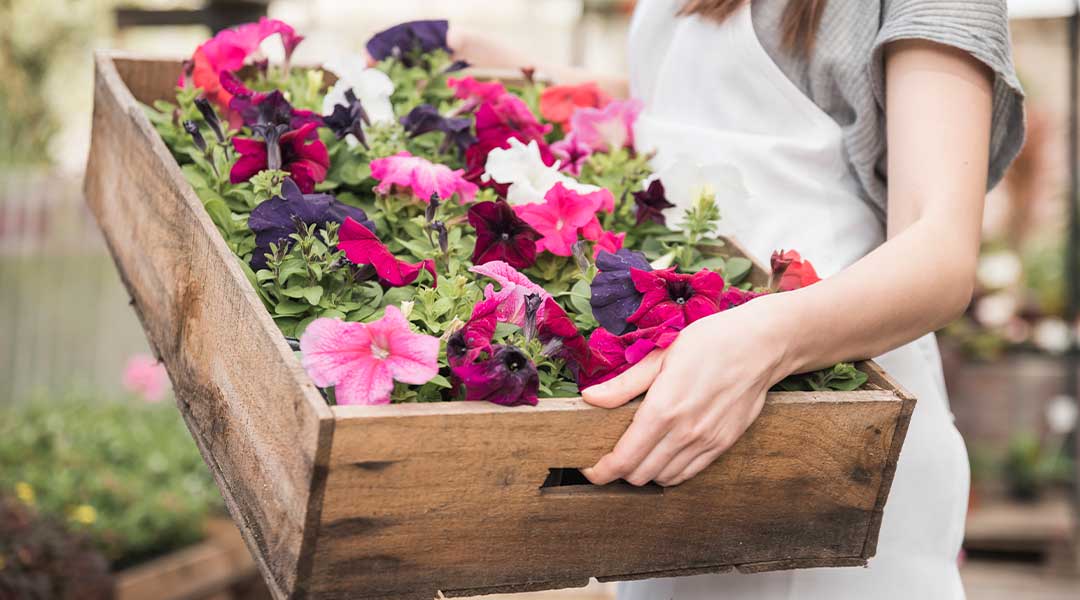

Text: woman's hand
xmin=581 ymin=297 xmax=791 ymax=487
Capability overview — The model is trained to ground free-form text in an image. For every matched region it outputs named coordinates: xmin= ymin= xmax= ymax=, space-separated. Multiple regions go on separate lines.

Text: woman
xmin=452 ymin=0 xmax=1023 ymax=597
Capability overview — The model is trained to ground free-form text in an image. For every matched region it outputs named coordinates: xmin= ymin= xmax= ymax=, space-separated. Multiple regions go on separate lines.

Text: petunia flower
xmin=468 ymin=200 xmax=541 ymax=269
xmin=577 ymin=318 xmax=682 ymax=389
xmin=299 ymin=306 xmax=440 ymax=406
xmin=366 ymin=20 xmax=451 ymax=67
xmin=400 ymin=104 xmax=477 ymax=157
xmin=448 ymin=76 xmax=507 ymax=109
xmin=447 ymin=296 xmax=500 ymax=367
xmin=626 ymin=268 xmax=726 ymax=329
xmin=322 ymin=56 xmax=396 ymax=128
xmin=247 ymin=177 xmax=373 ymax=270
xmin=650 ymin=158 xmax=749 ymax=230
xmin=322 ymin=89 xmax=371 ymax=148
xmin=592 ymin=231 xmax=625 ymax=259
xmin=370 ymin=151 xmax=478 ymax=204
xmin=590 ymin=249 xmax=652 ymax=335
xmin=536 ymin=297 xmax=588 ymax=365
xmin=514 ymin=182 xmax=613 ymax=257
xmin=468 ymin=260 xmax=551 ymax=327
xmin=189 ymin=18 xmax=299 ymax=109
xmin=483 ymin=138 xmax=612 ymax=206
xmin=550 ymin=133 xmax=593 ymax=177
xmin=464 ymin=97 xmax=553 ymax=186
xmin=570 ymin=98 xmax=643 ymax=153
xmin=338 ymin=217 xmax=436 ymax=287
xmin=771 ymin=249 xmax=822 ymax=291
xmin=230 ymin=122 xmax=329 ymax=193
xmin=633 ymin=179 xmax=675 ymax=226
xmin=452 ymin=344 xmax=539 ymax=406
xmin=539 ymin=82 xmax=612 ymax=130
xmin=225 ymin=83 xmax=321 ymax=135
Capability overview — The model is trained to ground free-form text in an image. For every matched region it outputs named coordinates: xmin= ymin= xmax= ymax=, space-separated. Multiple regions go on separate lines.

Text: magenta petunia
xmin=467 ymin=200 xmax=541 ymax=269
xmin=370 ymin=151 xmax=478 ymax=203
xmin=299 ymin=306 xmax=440 ymax=406
xmin=592 ymin=230 xmax=625 ymax=259
xmin=577 ymin=318 xmax=682 ymax=389
xmin=626 ymin=267 xmax=726 ymax=329
xmin=448 ymin=76 xmax=508 ymax=108
xmin=452 ymin=344 xmax=539 ymax=406
xmin=189 ymin=18 xmax=300 ymax=111
xmin=569 ymin=98 xmax=643 ymax=153
xmin=536 ymin=297 xmax=588 ymax=366
xmin=550 ymin=132 xmax=593 ymax=177
xmin=338 ymin=217 xmax=437 ymax=287
xmin=447 ymin=296 xmax=501 ymax=367
xmin=230 ymin=122 xmax=329 ymax=193
xmin=468 ymin=260 xmax=551 ymax=326
xmin=514 ymin=182 xmax=613 ymax=257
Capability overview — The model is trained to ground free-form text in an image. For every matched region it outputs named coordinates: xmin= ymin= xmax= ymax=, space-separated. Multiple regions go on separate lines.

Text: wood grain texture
xmin=84 ymin=51 xmax=333 ymax=600
xmin=87 ymin=55 xmax=916 ymax=600
xmin=316 ymin=391 xmax=906 ymax=599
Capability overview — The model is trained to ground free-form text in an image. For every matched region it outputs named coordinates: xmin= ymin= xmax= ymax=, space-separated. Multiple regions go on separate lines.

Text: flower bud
xmin=194 ymin=97 xmax=225 ymax=142
xmin=571 ymin=240 xmax=591 ymax=274
xmin=183 ymin=120 xmax=207 ymax=153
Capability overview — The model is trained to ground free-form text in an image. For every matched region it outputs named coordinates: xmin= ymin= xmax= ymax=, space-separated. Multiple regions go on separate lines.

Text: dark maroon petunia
xmin=247 ymin=177 xmax=373 ymax=270
xmin=590 ymin=249 xmax=653 ymax=335
xmin=230 ymin=122 xmax=329 ymax=193
xmin=626 ymin=268 xmax=725 ymax=329
xmin=366 ymin=20 xmax=451 ymax=67
xmin=452 ymin=344 xmax=539 ymax=406
xmin=467 ymin=200 xmax=541 ymax=269
xmin=632 ymin=179 xmax=675 ymax=226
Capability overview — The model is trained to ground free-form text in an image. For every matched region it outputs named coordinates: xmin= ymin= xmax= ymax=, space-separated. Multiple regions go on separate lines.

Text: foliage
xmin=0 ymin=394 xmax=221 ymax=569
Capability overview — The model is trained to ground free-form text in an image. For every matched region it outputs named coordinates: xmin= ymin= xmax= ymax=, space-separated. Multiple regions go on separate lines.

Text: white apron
xmin=621 ymin=2 xmax=970 ymax=598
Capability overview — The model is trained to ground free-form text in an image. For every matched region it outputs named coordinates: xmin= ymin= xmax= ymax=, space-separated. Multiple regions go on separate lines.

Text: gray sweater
xmin=751 ymin=0 xmax=1025 ymax=220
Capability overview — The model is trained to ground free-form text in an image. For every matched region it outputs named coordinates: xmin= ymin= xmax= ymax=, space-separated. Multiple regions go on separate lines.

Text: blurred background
xmin=1 ymin=1 xmax=1078 ymax=598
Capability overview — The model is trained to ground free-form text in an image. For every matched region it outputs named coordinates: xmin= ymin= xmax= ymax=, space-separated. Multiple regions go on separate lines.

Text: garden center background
xmin=1 ymin=1 xmax=1079 ymax=598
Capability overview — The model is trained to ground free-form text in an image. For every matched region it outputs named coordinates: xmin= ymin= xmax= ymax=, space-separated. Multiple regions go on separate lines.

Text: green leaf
xmin=281 ymin=285 xmax=324 ymax=306
xmin=723 ymin=257 xmax=752 ymax=285
xmin=568 ymin=279 xmax=593 ymax=316
xmin=274 ymin=299 xmax=311 ymax=317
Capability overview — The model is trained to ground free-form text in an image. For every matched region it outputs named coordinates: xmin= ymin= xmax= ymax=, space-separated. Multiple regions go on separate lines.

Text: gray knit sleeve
xmin=870 ymin=0 xmax=1026 ymax=191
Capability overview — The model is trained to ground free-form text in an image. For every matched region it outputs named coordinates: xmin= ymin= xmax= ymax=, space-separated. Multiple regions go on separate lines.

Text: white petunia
xmin=482 ymin=138 xmax=603 ymax=205
xmin=649 ymin=156 xmax=748 ymax=230
xmin=321 ymin=55 xmax=395 ymax=146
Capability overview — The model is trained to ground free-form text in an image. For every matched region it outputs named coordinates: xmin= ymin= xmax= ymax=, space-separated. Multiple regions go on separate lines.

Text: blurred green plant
xmin=1000 ymin=431 xmax=1073 ymax=501
xmin=0 ymin=393 xmax=221 ymax=569
xmin=0 ymin=0 xmax=97 ymax=165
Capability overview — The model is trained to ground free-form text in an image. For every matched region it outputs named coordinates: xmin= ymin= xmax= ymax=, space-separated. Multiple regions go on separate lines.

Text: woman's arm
xmin=580 ymin=39 xmax=993 ymax=487
xmin=447 ymin=27 xmax=629 ymax=98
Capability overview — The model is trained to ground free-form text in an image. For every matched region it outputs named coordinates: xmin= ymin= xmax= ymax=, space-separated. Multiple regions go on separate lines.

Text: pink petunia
xmin=550 ymin=133 xmax=593 ymax=177
xmin=468 ymin=260 xmax=551 ymax=327
xmin=592 ymin=230 xmax=625 ymax=259
xmin=514 ymin=182 xmax=614 ymax=257
xmin=370 ymin=151 xmax=478 ymax=203
xmin=122 ymin=354 xmax=170 ymax=403
xmin=189 ymin=18 xmax=300 ymax=109
xmin=299 ymin=306 xmax=440 ymax=405
xmin=338 ymin=217 xmax=437 ymax=287
xmin=448 ymin=76 xmax=508 ymax=107
xmin=569 ymin=98 xmax=643 ymax=153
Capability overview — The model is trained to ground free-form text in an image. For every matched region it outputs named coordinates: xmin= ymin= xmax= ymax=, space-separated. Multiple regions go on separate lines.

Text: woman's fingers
xmin=581 ymin=349 xmax=665 ymax=408
xmin=666 ymin=447 xmax=726 ymax=487
xmin=623 ymin=431 xmax=687 ymax=486
xmin=582 ymin=410 xmax=669 ymax=485
xmin=653 ymin=444 xmax=705 ymax=487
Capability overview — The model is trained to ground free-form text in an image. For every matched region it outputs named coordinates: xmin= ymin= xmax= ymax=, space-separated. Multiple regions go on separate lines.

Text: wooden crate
xmin=85 ymin=51 xmax=916 ymax=600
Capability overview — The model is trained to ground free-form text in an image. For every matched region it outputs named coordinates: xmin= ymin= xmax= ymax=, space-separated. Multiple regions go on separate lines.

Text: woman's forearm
xmin=448 ymin=27 xmax=629 ymax=97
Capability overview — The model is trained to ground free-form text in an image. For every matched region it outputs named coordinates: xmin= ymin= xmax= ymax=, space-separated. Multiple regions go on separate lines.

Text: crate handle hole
xmin=539 ymin=468 xmax=663 ymax=496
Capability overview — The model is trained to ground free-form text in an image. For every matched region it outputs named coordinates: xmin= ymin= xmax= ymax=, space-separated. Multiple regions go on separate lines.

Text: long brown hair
xmin=678 ymin=0 xmax=827 ymax=54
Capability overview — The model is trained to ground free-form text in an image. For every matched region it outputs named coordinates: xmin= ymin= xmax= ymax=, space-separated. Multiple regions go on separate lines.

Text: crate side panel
xmin=310 ymin=394 xmax=902 ymax=598
xmin=84 ymin=54 xmax=331 ymax=599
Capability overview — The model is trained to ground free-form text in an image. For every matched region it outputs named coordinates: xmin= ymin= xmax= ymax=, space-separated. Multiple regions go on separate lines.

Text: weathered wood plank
xmin=84 ymin=51 xmax=333 ymax=600
xmin=314 ymin=392 xmax=904 ymax=599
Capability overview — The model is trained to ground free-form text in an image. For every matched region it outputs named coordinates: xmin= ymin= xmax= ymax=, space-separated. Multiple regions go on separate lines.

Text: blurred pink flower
xmin=299 ymin=306 xmax=440 ymax=406
xmin=188 ymin=18 xmax=301 ymax=109
xmin=569 ymin=99 xmax=643 ymax=153
xmin=370 ymin=151 xmax=478 ymax=203
xmin=592 ymin=230 xmax=625 ymax=259
xmin=122 ymin=354 xmax=169 ymax=403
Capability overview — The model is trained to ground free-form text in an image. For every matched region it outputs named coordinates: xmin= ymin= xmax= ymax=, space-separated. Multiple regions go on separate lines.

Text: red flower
xmin=536 ymin=298 xmax=588 ymax=365
xmin=770 ymin=249 xmax=821 ymax=291
xmin=230 ymin=122 xmax=329 ymax=193
xmin=626 ymin=268 xmax=725 ymax=329
xmin=337 ymin=217 xmax=436 ymax=287
xmin=539 ymin=82 xmax=612 ymax=130
xmin=577 ymin=318 xmax=682 ymax=389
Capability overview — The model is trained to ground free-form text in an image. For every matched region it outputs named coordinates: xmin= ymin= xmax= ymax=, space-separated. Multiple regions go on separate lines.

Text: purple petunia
xmin=247 ymin=177 xmax=373 ymax=270
xmin=467 ymin=200 xmax=541 ymax=269
xmin=323 ymin=89 xmax=371 ymax=148
xmin=366 ymin=20 xmax=451 ymax=67
xmin=590 ymin=249 xmax=653 ymax=335
xmin=632 ymin=179 xmax=675 ymax=226
xmin=452 ymin=344 xmax=539 ymax=406
xmin=400 ymin=104 xmax=476 ymax=157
